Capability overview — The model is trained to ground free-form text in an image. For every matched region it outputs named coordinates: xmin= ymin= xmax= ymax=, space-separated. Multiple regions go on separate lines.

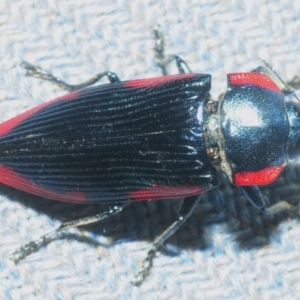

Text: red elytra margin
xmin=125 ymin=73 xmax=195 ymax=88
xmin=0 ymin=165 xmax=87 ymax=202
xmin=0 ymin=90 xmax=79 ymax=137
xmin=129 ymin=185 xmax=203 ymax=200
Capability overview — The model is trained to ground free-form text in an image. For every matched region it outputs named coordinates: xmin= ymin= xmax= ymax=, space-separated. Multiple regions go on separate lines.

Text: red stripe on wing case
xmin=0 ymin=165 xmax=87 ymax=202
xmin=124 ymin=73 xmax=195 ymax=88
xmin=0 ymin=90 xmax=80 ymax=137
xmin=129 ymin=185 xmax=203 ymax=200
xmin=228 ymin=73 xmax=281 ymax=93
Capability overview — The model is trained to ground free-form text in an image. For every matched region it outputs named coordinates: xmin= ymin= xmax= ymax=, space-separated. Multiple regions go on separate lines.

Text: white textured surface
xmin=0 ymin=0 xmax=300 ymax=299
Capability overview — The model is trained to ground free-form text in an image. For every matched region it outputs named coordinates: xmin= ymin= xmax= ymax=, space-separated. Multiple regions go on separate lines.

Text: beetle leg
xmin=240 ymin=186 xmax=300 ymax=215
xmin=286 ymin=74 xmax=300 ymax=90
xmin=132 ymin=194 xmax=202 ymax=286
xmin=153 ymin=26 xmax=192 ymax=75
xmin=173 ymin=55 xmax=192 ymax=74
xmin=11 ymin=202 xmax=128 ymax=263
xmin=153 ymin=25 xmax=169 ymax=75
xmin=21 ymin=61 xmax=120 ymax=91
xmin=251 ymin=66 xmax=267 ymax=73
xmin=240 ymin=186 xmax=267 ymax=210
xmin=265 ymin=201 xmax=298 ymax=214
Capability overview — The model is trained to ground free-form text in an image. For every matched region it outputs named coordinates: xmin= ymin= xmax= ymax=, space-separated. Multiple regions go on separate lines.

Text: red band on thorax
xmin=228 ymin=73 xmax=281 ymax=93
xmin=234 ymin=165 xmax=285 ymax=185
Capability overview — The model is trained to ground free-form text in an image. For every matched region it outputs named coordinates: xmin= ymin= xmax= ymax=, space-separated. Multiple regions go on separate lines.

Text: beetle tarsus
xmin=11 ymin=204 xmax=126 ymax=262
xmin=21 ymin=61 xmax=120 ymax=91
xmin=11 ymin=229 xmax=59 ymax=262
xmin=132 ymin=248 xmax=156 ymax=286
xmin=153 ymin=25 xmax=169 ymax=75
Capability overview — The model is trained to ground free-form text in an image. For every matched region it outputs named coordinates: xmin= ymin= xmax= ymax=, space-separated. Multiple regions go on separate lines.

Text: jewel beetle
xmin=6 ymin=31 xmax=300 ymax=285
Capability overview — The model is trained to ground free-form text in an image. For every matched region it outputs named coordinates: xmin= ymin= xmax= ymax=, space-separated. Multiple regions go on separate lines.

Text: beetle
xmin=5 ymin=30 xmax=300 ymax=285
